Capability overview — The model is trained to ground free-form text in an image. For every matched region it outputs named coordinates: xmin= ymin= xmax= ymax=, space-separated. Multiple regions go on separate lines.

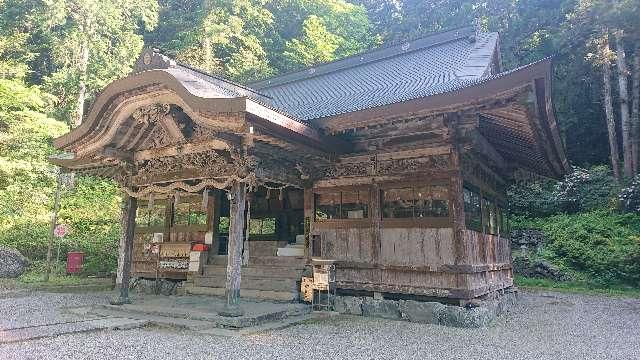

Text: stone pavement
xmin=0 ymin=290 xmax=315 ymax=343
xmin=0 ymin=291 xmax=147 ymax=344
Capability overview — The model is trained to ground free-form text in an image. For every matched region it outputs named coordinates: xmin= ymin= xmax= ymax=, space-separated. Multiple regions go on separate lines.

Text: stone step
xmin=184 ymin=285 xmax=298 ymax=301
xmin=203 ymin=265 xmax=303 ymax=278
xmin=209 ymin=255 xmax=228 ymax=265
xmin=206 ymin=256 xmax=307 ymax=267
xmin=276 ymin=247 xmax=305 ymax=257
xmin=249 ymin=256 xmax=306 ymax=267
xmin=193 ymin=275 xmax=299 ymax=292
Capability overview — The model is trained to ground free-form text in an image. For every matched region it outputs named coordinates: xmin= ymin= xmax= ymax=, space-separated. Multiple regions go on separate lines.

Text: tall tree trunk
xmin=604 ymin=62 xmax=622 ymax=182
xmin=632 ymin=48 xmax=640 ymax=175
xmin=74 ymin=37 xmax=89 ymax=127
xmin=614 ymin=31 xmax=633 ymax=178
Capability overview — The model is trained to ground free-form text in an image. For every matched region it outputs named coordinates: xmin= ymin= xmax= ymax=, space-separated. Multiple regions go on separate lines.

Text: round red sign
xmin=54 ymin=224 xmax=67 ymax=238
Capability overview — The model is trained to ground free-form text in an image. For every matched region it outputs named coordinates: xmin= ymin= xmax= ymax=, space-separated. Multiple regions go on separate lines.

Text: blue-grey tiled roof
xmin=250 ymin=27 xmax=499 ymax=122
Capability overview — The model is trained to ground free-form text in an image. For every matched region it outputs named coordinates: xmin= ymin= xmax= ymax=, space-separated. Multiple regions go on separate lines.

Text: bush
xmin=0 ymin=176 xmax=121 ymax=276
xmin=553 ymin=166 xmax=617 ymax=213
xmin=508 ymin=166 xmax=618 ymax=216
xmin=513 ymin=210 xmax=640 ymax=286
xmin=619 ymin=177 xmax=640 ymax=213
xmin=507 ymin=177 xmax=558 ymax=217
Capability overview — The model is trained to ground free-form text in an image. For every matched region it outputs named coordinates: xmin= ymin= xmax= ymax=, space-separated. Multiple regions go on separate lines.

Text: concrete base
xmin=184 ymin=285 xmax=297 ymax=301
xmin=0 ymin=317 xmax=148 ymax=344
xmin=84 ymin=293 xmax=312 ymax=330
xmin=334 ymin=287 xmax=518 ymax=328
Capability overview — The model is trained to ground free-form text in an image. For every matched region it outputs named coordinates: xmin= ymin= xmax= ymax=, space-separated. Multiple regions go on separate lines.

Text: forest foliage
xmin=1 ymin=0 xmax=640 ymax=280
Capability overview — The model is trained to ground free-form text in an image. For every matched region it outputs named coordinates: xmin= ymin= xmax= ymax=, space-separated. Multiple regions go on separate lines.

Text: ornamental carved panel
xmin=321 ymin=154 xmax=451 ymax=179
xmin=376 ymin=154 xmax=450 ymax=175
xmin=131 ymin=103 xmax=170 ymax=125
xmin=135 ymin=150 xmax=239 ymax=184
xmin=323 ymin=160 xmax=374 ymax=178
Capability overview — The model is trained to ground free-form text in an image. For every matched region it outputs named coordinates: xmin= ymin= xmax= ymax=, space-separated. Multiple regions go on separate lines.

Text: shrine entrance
xmin=49 ymin=52 xmax=349 ymax=310
xmin=131 ymin=184 xmax=307 ymax=300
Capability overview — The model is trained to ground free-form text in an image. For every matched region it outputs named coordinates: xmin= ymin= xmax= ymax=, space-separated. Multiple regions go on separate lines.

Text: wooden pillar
xmin=303 ymin=188 xmax=313 ymax=261
xmin=113 ymin=195 xmax=137 ymax=305
xmin=447 ymin=113 xmax=467 ymax=266
xmin=208 ymin=189 xmax=222 ymax=263
xmin=220 ymin=181 xmax=246 ymax=317
xmin=370 ymin=182 xmax=381 ymax=264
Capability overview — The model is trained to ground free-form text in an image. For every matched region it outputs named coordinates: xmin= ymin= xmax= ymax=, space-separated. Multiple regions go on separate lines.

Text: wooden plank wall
xmin=319 ymin=227 xmax=375 ymax=263
xmin=379 ymin=228 xmax=454 ymax=267
xmin=306 ymin=111 xmax=516 ymax=299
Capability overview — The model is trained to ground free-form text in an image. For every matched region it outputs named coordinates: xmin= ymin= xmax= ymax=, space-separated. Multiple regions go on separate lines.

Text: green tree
xmin=38 ymin=0 xmax=159 ymax=126
xmin=0 ymin=79 xmax=67 ymax=228
xmin=146 ymin=0 xmax=274 ymax=81
xmin=268 ymin=0 xmax=377 ymax=72
xmin=283 ymin=15 xmax=341 ymax=67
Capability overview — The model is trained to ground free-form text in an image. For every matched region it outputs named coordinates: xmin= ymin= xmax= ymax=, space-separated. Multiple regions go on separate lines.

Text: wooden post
xmin=303 ymin=188 xmax=313 ymax=260
xmin=220 ymin=181 xmax=246 ymax=317
xmin=113 ymin=195 xmax=137 ymax=305
xmin=447 ymin=113 xmax=467 ymax=266
xmin=115 ymin=199 xmax=128 ymax=285
xmin=208 ymin=189 xmax=222 ymax=263
xmin=370 ymin=182 xmax=381 ymax=264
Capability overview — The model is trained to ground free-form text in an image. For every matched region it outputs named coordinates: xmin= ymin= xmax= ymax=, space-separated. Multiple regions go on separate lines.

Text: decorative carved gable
xmin=138 ymin=125 xmax=174 ymax=150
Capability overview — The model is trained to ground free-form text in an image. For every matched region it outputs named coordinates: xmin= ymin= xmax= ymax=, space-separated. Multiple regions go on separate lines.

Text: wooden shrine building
xmin=51 ymin=26 xmax=568 ymax=309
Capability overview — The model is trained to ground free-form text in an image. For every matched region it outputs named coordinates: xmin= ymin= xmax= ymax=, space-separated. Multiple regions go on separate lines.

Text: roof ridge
xmin=175 ymin=61 xmax=272 ymax=101
xmin=249 ymin=26 xmax=476 ymax=90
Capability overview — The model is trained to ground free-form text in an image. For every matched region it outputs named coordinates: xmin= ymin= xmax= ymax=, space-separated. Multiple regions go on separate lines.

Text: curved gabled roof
xmin=250 ymin=27 xmax=500 ymax=121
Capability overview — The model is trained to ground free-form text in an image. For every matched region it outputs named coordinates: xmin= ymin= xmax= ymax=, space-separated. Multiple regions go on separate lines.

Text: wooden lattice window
xmin=315 ymin=190 xmax=369 ymax=220
xmin=173 ymin=202 xmax=207 ymax=226
xmin=136 ymin=203 xmax=166 ymax=228
xmin=463 ymin=186 xmax=482 ymax=231
xmin=482 ymin=197 xmax=500 ymax=235
xmin=381 ymin=185 xmax=449 ymax=219
xmin=249 ymin=217 xmax=276 ymax=235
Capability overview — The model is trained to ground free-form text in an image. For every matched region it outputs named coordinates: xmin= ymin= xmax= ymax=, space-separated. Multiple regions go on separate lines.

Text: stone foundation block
xmin=334 ymin=296 xmax=363 ymax=315
xmin=361 ymin=298 xmax=401 ymax=319
xmin=398 ymin=300 xmax=445 ymax=324
xmin=436 ymin=305 xmax=494 ymax=328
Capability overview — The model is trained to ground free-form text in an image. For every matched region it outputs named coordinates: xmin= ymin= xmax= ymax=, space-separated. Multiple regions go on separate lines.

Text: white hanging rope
xmin=122 ymin=174 xmax=257 ymax=198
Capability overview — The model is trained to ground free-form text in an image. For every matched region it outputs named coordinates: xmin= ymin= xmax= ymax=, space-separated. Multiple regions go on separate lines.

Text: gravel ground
xmin=0 ymin=292 xmax=110 ymax=330
xmin=1 ymin=290 xmax=639 ymax=360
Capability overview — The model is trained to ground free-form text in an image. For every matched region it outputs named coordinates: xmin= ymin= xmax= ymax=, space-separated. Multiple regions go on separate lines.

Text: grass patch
xmin=16 ymin=260 xmax=113 ymax=288
xmin=515 ymin=275 xmax=640 ymax=298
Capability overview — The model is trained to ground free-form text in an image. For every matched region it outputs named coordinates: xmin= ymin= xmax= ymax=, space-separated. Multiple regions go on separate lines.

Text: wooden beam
xmin=102 ymin=147 xmax=133 ymax=163
xmin=133 ymin=139 xmax=230 ymax=161
xmin=220 ymin=181 xmax=246 ymax=317
xmin=465 ymin=130 xmax=506 ymax=170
